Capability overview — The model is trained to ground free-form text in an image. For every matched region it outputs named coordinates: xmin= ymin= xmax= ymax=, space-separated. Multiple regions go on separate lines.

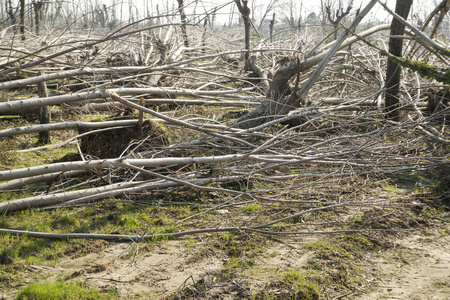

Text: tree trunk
xmin=177 ymin=0 xmax=189 ymax=47
xmin=20 ymin=0 xmax=25 ymax=40
xmin=7 ymin=0 xmax=16 ymax=26
xmin=234 ymin=0 xmax=251 ymax=62
xmin=33 ymin=0 xmax=44 ymax=35
xmin=384 ymin=0 xmax=413 ymax=121
xmin=37 ymin=71 xmax=51 ymax=144
xmin=269 ymin=13 xmax=275 ymax=43
xmin=201 ymin=17 xmax=208 ymax=54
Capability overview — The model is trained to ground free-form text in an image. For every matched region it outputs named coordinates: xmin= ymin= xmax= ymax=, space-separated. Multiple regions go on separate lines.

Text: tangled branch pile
xmin=0 ymin=0 xmax=449 ymax=242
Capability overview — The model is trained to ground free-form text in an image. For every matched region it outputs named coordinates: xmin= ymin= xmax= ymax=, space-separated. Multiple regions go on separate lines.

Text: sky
xmin=99 ymin=0 xmax=442 ymax=25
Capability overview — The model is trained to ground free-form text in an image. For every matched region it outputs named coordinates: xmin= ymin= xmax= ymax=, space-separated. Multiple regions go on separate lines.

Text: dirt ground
xmin=363 ymin=232 xmax=450 ymax=300
xmin=11 ymin=225 xmax=448 ymax=299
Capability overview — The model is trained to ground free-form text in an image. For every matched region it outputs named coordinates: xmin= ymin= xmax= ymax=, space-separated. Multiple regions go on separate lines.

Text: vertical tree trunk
xmin=7 ymin=0 xmax=16 ymax=26
xmin=234 ymin=0 xmax=251 ymax=62
xmin=384 ymin=0 xmax=413 ymax=121
xmin=20 ymin=0 xmax=25 ymax=40
xmin=269 ymin=13 xmax=275 ymax=43
xmin=177 ymin=0 xmax=189 ymax=47
xmin=201 ymin=17 xmax=208 ymax=54
xmin=37 ymin=72 xmax=51 ymax=145
xmin=33 ymin=1 xmax=43 ymax=35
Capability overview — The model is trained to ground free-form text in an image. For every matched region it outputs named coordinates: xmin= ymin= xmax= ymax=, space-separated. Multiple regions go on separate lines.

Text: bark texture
xmin=384 ymin=0 xmax=413 ymax=121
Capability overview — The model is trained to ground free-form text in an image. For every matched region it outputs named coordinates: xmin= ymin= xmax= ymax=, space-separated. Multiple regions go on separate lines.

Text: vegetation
xmin=0 ymin=0 xmax=449 ymax=299
xmin=17 ymin=280 xmax=116 ymax=300
xmin=382 ymin=51 xmax=450 ymax=84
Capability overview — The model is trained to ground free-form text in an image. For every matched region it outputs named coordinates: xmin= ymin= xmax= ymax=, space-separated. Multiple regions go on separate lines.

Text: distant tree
xmin=306 ymin=12 xmax=318 ymax=24
xmin=32 ymin=0 xmax=44 ymax=35
xmin=20 ymin=0 xmax=25 ymax=40
xmin=258 ymin=0 xmax=277 ymax=30
xmin=269 ymin=13 xmax=275 ymax=42
xmin=6 ymin=0 xmax=17 ymax=26
xmin=325 ymin=0 xmax=353 ymax=40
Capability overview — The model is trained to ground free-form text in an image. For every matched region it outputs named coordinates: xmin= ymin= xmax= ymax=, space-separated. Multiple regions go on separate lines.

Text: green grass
xmin=243 ymin=202 xmax=262 ymax=212
xmin=282 ymin=270 xmax=320 ymax=299
xmin=255 ymin=270 xmax=320 ymax=299
xmin=17 ymin=280 xmax=116 ymax=299
xmin=304 ymin=240 xmax=350 ymax=258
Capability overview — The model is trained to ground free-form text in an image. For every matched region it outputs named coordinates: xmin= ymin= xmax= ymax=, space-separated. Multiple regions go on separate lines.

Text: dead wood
xmin=0 ymin=120 xmax=139 ymax=138
xmin=0 ymin=0 xmax=449 ymax=258
xmin=325 ymin=0 xmax=353 ymax=40
xmin=0 ymin=23 xmax=183 ymax=76
xmin=236 ymin=1 xmax=380 ymax=129
xmin=0 ymin=87 xmax=250 ymax=114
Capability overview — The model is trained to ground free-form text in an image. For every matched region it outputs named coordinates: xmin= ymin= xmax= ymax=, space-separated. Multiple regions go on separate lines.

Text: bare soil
xmin=6 ymin=223 xmax=448 ymax=299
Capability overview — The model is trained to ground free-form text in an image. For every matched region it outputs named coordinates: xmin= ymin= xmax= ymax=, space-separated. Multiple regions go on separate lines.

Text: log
xmin=0 ymin=120 xmax=139 ymax=138
xmin=0 ymin=87 xmax=252 ymax=114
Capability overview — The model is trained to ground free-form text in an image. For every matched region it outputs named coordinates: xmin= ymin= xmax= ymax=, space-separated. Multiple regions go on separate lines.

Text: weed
xmin=17 ymin=280 xmax=116 ymax=299
xmin=184 ymin=236 xmax=196 ymax=249
xmin=255 ymin=270 xmax=320 ymax=299
xmin=243 ymin=202 xmax=262 ymax=212
xmin=382 ymin=183 xmax=398 ymax=192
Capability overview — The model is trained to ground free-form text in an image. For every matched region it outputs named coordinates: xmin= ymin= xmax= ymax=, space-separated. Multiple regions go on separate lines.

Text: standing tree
xmin=234 ymin=0 xmax=251 ymax=62
xmin=269 ymin=13 xmax=275 ymax=43
xmin=258 ymin=0 xmax=277 ymax=30
xmin=325 ymin=0 xmax=353 ymax=40
xmin=6 ymin=0 xmax=17 ymax=26
xmin=20 ymin=0 xmax=25 ymax=40
xmin=384 ymin=0 xmax=413 ymax=121
xmin=32 ymin=0 xmax=44 ymax=35
xmin=177 ymin=0 xmax=189 ymax=47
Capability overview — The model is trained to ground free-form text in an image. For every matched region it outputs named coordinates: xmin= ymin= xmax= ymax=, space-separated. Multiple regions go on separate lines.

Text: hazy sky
xmin=103 ymin=0 xmax=441 ymax=24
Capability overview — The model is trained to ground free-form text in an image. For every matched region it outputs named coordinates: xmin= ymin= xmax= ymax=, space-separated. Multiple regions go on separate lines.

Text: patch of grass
xmin=439 ymin=229 xmax=449 ymax=237
xmin=184 ymin=236 xmax=196 ymax=249
xmin=0 ymin=144 xmax=77 ymax=170
xmin=255 ymin=270 xmax=320 ymax=299
xmin=282 ymin=270 xmax=320 ymax=298
xmin=243 ymin=202 xmax=262 ymax=212
xmin=173 ymin=205 xmax=193 ymax=219
xmin=304 ymin=240 xmax=350 ymax=258
xmin=382 ymin=183 xmax=399 ymax=193
xmin=301 ymin=235 xmax=378 ymax=296
xmin=214 ymin=232 xmax=264 ymax=258
xmin=88 ymin=115 xmax=106 ymax=122
xmin=17 ymin=280 xmax=116 ymax=299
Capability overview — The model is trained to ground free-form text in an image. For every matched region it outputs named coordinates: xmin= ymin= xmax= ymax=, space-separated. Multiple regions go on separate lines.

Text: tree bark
xmin=384 ymin=0 xmax=413 ymax=121
xmin=20 ymin=0 xmax=25 ymax=40
xmin=0 ymin=87 xmax=250 ymax=114
xmin=269 ymin=13 xmax=275 ymax=43
xmin=176 ymin=0 xmax=189 ymax=47
xmin=37 ymin=71 xmax=51 ymax=144
xmin=7 ymin=0 xmax=16 ymax=26
xmin=234 ymin=0 xmax=251 ymax=62
xmin=32 ymin=0 xmax=44 ymax=35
